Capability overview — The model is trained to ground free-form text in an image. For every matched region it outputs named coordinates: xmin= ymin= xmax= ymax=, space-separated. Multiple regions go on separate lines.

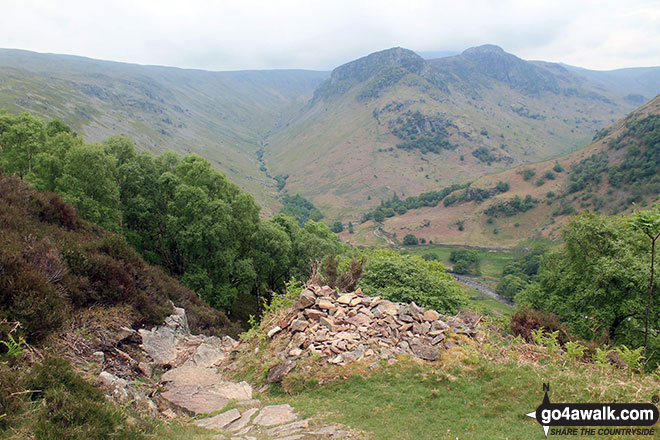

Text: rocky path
xmin=98 ymin=306 xmax=350 ymax=439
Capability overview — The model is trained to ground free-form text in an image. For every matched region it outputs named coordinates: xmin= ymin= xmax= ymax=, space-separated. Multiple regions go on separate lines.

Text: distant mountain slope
xmin=362 ymin=94 xmax=660 ymax=248
xmin=0 ymin=49 xmax=328 ymax=211
xmin=265 ymin=45 xmax=660 ymax=221
xmin=2 ymin=46 xmax=659 ymax=221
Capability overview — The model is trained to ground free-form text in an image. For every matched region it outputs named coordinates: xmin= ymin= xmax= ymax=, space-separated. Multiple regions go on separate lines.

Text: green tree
xmin=0 ymin=112 xmax=46 ymax=178
xmin=517 ymin=213 xmax=659 ymax=365
xmin=330 ymin=221 xmax=344 ymax=233
xmin=403 ymin=234 xmax=419 ymax=245
xmin=629 ymin=204 xmax=660 ymax=356
xmin=56 ymin=143 xmax=122 ymax=231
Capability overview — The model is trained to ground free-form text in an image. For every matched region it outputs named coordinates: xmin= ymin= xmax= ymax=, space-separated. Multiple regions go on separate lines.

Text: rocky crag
xmin=96 ymin=305 xmax=351 ymax=439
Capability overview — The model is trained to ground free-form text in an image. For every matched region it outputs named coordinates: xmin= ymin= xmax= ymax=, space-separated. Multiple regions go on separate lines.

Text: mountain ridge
xmin=265 ymin=45 xmax=660 ymax=221
xmin=1 ymin=46 xmax=659 ymax=221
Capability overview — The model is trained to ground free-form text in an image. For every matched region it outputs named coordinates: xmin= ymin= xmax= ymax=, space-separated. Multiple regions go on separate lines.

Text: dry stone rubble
xmin=266 ymin=285 xmax=482 ymax=379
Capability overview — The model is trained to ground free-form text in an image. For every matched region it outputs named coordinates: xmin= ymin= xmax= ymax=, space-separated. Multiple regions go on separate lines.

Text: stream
xmin=451 ymin=273 xmax=514 ymax=306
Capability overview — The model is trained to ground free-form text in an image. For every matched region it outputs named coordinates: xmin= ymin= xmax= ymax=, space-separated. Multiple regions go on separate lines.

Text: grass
xmin=228 ymin=294 xmax=660 ymax=440
xmin=463 ymin=285 xmax=514 ymax=317
xmin=402 ymin=244 xmax=514 ymax=284
xmin=254 ymin=341 xmax=660 ymax=440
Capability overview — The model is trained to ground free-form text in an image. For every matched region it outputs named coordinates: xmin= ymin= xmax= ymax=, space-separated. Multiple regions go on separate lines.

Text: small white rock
xmin=267 ymin=326 xmax=282 ymax=338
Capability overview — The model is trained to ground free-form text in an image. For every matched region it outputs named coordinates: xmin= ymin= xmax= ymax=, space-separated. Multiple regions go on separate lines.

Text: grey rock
xmin=186 ymin=342 xmax=227 ymax=368
xmin=268 ymin=326 xmax=282 ymax=338
xmin=252 ymin=404 xmax=298 ymax=426
xmin=92 ymin=351 xmax=105 ymax=364
xmin=139 ymin=326 xmax=179 ymax=365
xmin=266 ymin=419 xmax=310 ymax=437
xmin=267 ymin=360 xmax=297 ymax=383
xmin=162 ymin=365 xmax=253 ymax=401
xmin=319 ymin=316 xmax=336 ymax=331
xmin=290 ymin=319 xmax=309 ymax=333
xmin=411 ymin=344 xmax=440 ymax=361
xmin=164 ymin=307 xmax=189 ymax=335
xmin=161 ymin=384 xmax=229 ymax=415
xmin=138 ymin=361 xmax=153 ymax=377
xmin=295 ymin=290 xmax=317 ymax=309
xmin=375 ymin=301 xmax=398 ymax=316
xmin=316 ymin=298 xmax=336 ymax=310
xmin=225 ymin=407 xmax=259 ymax=432
xmin=194 ymin=408 xmax=241 ymax=429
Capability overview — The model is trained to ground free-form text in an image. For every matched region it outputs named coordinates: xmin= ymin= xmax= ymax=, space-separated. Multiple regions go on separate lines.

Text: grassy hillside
xmin=265 ymin=45 xmax=660 ymax=221
xmin=348 ymin=94 xmax=660 ymax=248
xmin=0 ymin=49 xmax=328 ymax=212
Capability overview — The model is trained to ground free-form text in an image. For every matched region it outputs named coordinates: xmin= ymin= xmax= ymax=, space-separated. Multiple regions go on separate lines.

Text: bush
xmin=510 ymin=307 xmax=568 ymax=344
xmin=496 ymin=274 xmax=527 ymax=300
xmin=522 ymin=169 xmax=536 ymax=181
xmin=403 ymin=234 xmax=419 ymax=245
xmin=358 ymin=249 xmax=467 ymax=313
xmin=330 ymin=221 xmax=344 ymax=233
xmin=24 ymin=358 xmax=148 ymax=440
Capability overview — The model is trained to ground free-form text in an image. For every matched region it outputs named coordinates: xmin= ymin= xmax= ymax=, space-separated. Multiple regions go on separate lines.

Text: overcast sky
xmin=2 ymin=0 xmax=659 ymax=71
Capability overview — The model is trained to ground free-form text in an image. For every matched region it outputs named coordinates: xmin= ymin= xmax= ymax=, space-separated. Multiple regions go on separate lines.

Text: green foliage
xmin=606 ymin=115 xmax=660 ymax=201
xmin=274 ymin=174 xmax=288 ymax=191
xmin=616 ymin=345 xmax=644 ymax=377
xmin=484 ymin=195 xmax=537 ymax=217
xmin=330 ymin=221 xmax=344 ymax=233
xmin=358 ymin=249 xmax=467 ymax=313
xmin=449 ymin=248 xmax=481 ymax=276
xmin=361 ymin=184 xmax=465 ymax=222
xmin=629 ymin=204 xmax=660 ymax=240
xmin=595 ymin=348 xmax=613 ymax=371
xmin=0 ymin=112 xmax=46 ymax=179
xmin=553 ymin=162 xmax=564 ymax=173
xmin=280 ymin=193 xmax=324 ymax=226
xmin=568 ymin=152 xmax=609 ymax=193
xmin=402 ymin=234 xmax=419 ymax=246
xmin=496 ymin=181 xmax=510 ymax=192
xmin=0 ymin=333 xmax=27 ymax=358
xmin=0 ymin=173 xmax=231 ymax=342
xmin=472 ymin=147 xmax=497 ymax=164
xmin=516 ymin=212 xmax=660 ymax=368
xmin=392 ymin=111 xmax=455 ymax=154
xmin=0 ymin=111 xmax=350 ymax=318
xmin=24 ymin=358 xmax=148 ymax=439
xmin=564 ymin=341 xmax=586 ymax=365
xmin=521 ymin=168 xmax=536 ymax=181
xmin=531 ymin=327 xmax=560 ymax=356
xmin=496 ymin=274 xmax=527 ymax=300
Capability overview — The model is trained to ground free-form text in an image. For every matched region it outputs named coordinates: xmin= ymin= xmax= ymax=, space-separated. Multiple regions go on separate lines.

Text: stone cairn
xmin=266 ymin=285 xmax=482 ymax=382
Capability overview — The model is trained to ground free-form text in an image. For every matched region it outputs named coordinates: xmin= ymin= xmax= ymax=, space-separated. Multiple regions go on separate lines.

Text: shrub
xmin=510 ymin=307 xmax=568 ymax=344
xmin=358 ymin=249 xmax=467 ymax=313
xmin=26 ymin=358 xmax=148 ymax=440
xmin=403 ymin=234 xmax=419 ymax=245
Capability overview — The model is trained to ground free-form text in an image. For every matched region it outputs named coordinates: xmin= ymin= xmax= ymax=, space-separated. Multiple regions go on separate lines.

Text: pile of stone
xmin=266 ymin=285 xmax=482 ymax=380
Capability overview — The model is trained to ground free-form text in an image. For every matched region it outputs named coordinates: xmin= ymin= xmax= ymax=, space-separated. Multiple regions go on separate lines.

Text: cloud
xmin=1 ymin=0 xmax=658 ymax=71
